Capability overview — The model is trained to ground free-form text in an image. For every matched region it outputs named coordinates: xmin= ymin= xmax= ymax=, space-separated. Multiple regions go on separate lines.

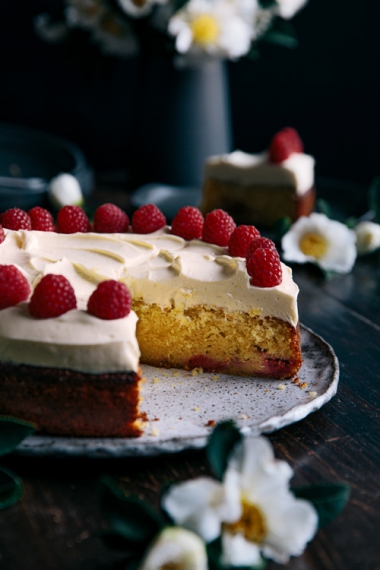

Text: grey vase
xmin=135 ymin=56 xmax=232 ymax=188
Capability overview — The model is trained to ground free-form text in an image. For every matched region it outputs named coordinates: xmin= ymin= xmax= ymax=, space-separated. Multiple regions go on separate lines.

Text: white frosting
xmin=0 ymin=228 xmax=299 ymax=372
xmin=0 ymin=303 xmax=140 ymax=373
xmin=204 ymin=150 xmax=315 ymax=196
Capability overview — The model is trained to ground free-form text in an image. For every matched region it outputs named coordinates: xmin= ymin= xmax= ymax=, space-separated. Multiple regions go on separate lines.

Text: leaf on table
xmin=0 ymin=467 xmax=23 ymax=510
xmin=0 ymin=416 xmax=36 ymax=457
xmin=99 ymin=475 xmax=164 ymax=547
xmin=206 ymin=421 xmax=242 ymax=482
xmin=292 ymin=482 xmax=351 ymax=528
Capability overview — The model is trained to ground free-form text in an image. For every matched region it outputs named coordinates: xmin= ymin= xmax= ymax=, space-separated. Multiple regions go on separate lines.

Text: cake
xmin=0 ymin=204 xmax=302 ymax=437
xmin=200 ymin=128 xmax=316 ymax=228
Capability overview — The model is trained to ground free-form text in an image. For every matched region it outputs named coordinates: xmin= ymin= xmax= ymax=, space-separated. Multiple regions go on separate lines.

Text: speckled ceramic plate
xmin=17 ymin=325 xmax=339 ymax=457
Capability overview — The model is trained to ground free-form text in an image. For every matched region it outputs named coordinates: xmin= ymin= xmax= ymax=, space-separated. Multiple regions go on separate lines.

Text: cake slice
xmin=200 ymin=128 xmax=315 ymax=228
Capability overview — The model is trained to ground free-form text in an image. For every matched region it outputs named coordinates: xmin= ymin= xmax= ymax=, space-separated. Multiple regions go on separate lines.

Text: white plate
xmin=17 ymin=325 xmax=339 ymax=457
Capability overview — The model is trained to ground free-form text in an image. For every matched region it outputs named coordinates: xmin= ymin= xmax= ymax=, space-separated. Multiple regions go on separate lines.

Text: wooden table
xmin=0 ymin=184 xmax=379 ymax=570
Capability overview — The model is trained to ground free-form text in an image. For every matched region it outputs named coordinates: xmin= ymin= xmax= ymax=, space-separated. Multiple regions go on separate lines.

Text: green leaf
xmin=272 ymin=216 xmax=292 ymax=243
xmin=0 ymin=467 xmax=23 ymax=509
xmin=321 ymin=269 xmax=341 ymax=280
xmin=99 ymin=475 xmax=164 ymax=546
xmin=368 ymin=176 xmax=380 ymax=223
xmin=293 ymin=482 xmax=351 ymax=528
xmin=0 ymin=416 xmax=36 ymax=457
xmin=206 ymin=421 xmax=242 ymax=481
xmin=344 ymin=216 xmax=358 ymax=229
xmin=316 ymin=199 xmax=332 ymax=218
xmin=258 ymin=0 xmax=277 ymax=8
xmin=262 ymin=19 xmax=298 ymax=49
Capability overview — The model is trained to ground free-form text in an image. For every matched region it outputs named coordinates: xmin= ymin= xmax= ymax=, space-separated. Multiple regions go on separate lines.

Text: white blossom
xmin=138 ymin=527 xmax=208 ymax=570
xmin=168 ymin=0 xmax=253 ymax=60
xmin=282 ymin=213 xmax=357 ymax=274
xmin=163 ymin=435 xmax=318 ymax=566
xmin=48 ymin=173 xmax=84 ymax=208
xmin=355 ymin=221 xmax=380 ymax=255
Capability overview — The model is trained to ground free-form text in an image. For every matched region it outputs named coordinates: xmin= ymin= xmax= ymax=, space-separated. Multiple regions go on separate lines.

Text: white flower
xmin=275 ymin=0 xmax=308 ymax=20
xmin=168 ymin=0 xmax=252 ymax=60
xmin=163 ymin=436 xmax=318 ymax=566
xmin=65 ymin=0 xmax=106 ymax=30
xmin=90 ymin=11 xmax=139 ymax=57
xmin=355 ymin=221 xmax=380 ymax=255
xmin=281 ymin=213 xmax=357 ymax=274
xmin=138 ymin=527 xmax=208 ymax=570
xmin=48 ymin=173 xmax=84 ymax=208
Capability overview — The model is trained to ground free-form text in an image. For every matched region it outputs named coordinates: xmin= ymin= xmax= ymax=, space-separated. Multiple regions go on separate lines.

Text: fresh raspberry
xmin=268 ymin=127 xmax=304 ymax=163
xmin=1 ymin=208 xmax=32 ymax=231
xmin=228 ymin=225 xmax=261 ymax=257
xmin=171 ymin=206 xmax=204 ymax=240
xmin=132 ymin=204 xmax=166 ymax=234
xmin=202 ymin=209 xmax=236 ymax=247
xmin=246 ymin=237 xmax=277 ymax=258
xmin=0 ymin=225 xmax=5 ymax=244
xmin=87 ymin=280 xmax=132 ymax=320
xmin=28 ymin=206 xmax=55 ymax=232
xmin=56 ymin=205 xmax=90 ymax=234
xmin=0 ymin=265 xmax=31 ymax=310
xmin=28 ymin=274 xmax=77 ymax=318
xmin=93 ymin=203 xmax=130 ymax=233
xmin=246 ymin=247 xmax=282 ymax=288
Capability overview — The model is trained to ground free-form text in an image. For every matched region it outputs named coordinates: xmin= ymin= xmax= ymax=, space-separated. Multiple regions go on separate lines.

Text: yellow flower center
xmin=299 ymin=233 xmax=328 ymax=259
xmin=224 ymin=499 xmax=266 ymax=543
xmin=191 ymin=14 xmax=219 ymax=45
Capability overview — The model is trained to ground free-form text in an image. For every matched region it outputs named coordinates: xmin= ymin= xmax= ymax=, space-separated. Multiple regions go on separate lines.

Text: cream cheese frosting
xmin=204 ymin=150 xmax=315 ymax=196
xmin=0 ymin=303 xmax=140 ymax=373
xmin=1 ymin=228 xmax=299 ymax=328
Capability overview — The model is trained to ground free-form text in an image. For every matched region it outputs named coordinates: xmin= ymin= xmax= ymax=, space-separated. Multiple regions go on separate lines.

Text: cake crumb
xmin=278 ymin=384 xmax=286 ymax=390
xmin=191 ymin=367 xmax=203 ymax=376
xmin=309 ymin=391 xmax=317 ymax=398
xmin=206 ymin=420 xmax=216 ymax=427
xmin=300 ymin=382 xmax=308 ymax=389
xmin=151 ymin=426 xmax=160 ymax=437
xmin=212 ymin=375 xmax=219 ymax=380
xmin=194 ymin=406 xmax=199 ymax=412
xmin=153 ymin=377 xmax=160 ymax=383
xmin=163 ymin=372 xmax=169 ymax=377
xmin=171 ymin=383 xmax=176 ymax=388
xmin=242 ymin=414 xmax=248 ymax=420
xmin=172 ymin=371 xmax=181 ymax=377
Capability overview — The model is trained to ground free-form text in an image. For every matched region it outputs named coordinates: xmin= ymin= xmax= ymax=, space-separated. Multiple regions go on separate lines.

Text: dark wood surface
xmin=1 ymin=185 xmax=380 ymax=570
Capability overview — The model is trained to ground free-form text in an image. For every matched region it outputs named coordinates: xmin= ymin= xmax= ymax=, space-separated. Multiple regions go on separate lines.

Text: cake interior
xmin=200 ymin=178 xmax=316 ymax=227
xmin=134 ymin=300 xmax=302 ymax=379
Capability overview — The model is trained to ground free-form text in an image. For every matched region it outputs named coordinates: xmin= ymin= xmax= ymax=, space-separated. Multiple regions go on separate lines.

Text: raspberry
xmin=0 ymin=265 xmax=31 ymax=310
xmin=28 ymin=206 xmax=55 ymax=232
xmin=268 ymin=127 xmax=304 ymax=163
xmin=1 ymin=208 xmax=32 ymax=230
xmin=0 ymin=225 xmax=5 ymax=244
xmin=228 ymin=225 xmax=261 ymax=257
xmin=171 ymin=206 xmax=204 ymax=240
xmin=56 ymin=205 xmax=90 ymax=234
xmin=87 ymin=280 xmax=132 ymax=320
xmin=93 ymin=203 xmax=130 ymax=233
xmin=246 ymin=237 xmax=277 ymax=258
xmin=132 ymin=204 xmax=166 ymax=234
xmin=202 ymin=209 xmax=236 ymax=247
xmin=246 ymin=247 xmax=282 ymax=288
xmin=29 ymin=274 xmax=77 ymax=318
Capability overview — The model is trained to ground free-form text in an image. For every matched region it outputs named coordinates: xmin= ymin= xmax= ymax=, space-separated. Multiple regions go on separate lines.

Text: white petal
xmin=221 ymin=531 xmax=262 ymax=567
xmin=48 ymin=173 xmax=83 ymax=208
xmin=276 ymin=0 xmax=308 ymax=19
xmin=262 ymin=495 xmax=318 ymax=564
xmin=162 ymin=477 xmax=228 ymax=542
xmin=139 ymin=527 xmax=208 ymax=570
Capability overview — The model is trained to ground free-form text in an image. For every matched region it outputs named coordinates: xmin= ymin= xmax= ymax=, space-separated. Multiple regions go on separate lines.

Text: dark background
xmin=0 ymin=0 xmax=378 ymax=190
